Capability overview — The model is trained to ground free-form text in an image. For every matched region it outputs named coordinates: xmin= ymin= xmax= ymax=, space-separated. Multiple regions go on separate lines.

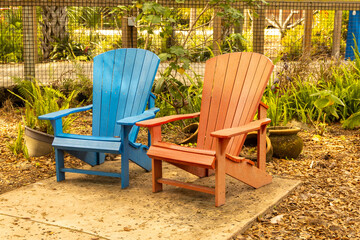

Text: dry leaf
xmin=270 ymin=214 xmax=284 ymax=224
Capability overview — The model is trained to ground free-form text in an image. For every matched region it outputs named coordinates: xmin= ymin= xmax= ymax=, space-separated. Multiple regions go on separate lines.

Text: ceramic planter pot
xmin=268 ymin=126 xmax=303 ymax=159
xmin=24 ymin=126 xmax=54 ymax=157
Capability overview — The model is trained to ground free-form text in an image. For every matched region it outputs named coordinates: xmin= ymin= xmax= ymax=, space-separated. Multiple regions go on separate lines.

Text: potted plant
xmin=9 ymin=79 xmax=78 ymax=157
xmin=265 ymin=55 xmax=303 ymax=159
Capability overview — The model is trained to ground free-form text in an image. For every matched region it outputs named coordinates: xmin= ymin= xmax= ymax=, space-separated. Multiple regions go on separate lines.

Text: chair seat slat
xmin=148 ymin=143 xmax=216 ymax=169
xmin=52 ymin=137 xmax=121 ymax=154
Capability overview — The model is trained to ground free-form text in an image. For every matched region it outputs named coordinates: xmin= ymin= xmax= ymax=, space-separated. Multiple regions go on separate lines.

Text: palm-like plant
xmin=40 ymin=6 xmax=69 ymax=59
xmin=9 ymin=79 xmax=78 ymax=134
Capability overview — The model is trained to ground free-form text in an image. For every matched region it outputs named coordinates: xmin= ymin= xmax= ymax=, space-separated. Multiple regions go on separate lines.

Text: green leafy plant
xmin=56 ymin=62 xmax=93 ymax=104
xmin=9 ymin=79 xmax=79 ymax=135
xmin=264 ymin=54 xmax=293 ymax=126
xmin=68 ymin=7 xmax=115 ymax=29
xmin=155 ymin=68 xmax=203 ymax=123
xmin=7 ymin=121 xmax=29 ymax=158
xmin=342 ymin=112 xmax=360 ymax=129
xmin=134 ymin=0 xmax=254 ymax=118
xmin=312 ymin=90 xmax=345 ymax=120
xmin=311 ymin=90 xmax=345 ymax=134
xmin=0 ymin=7 xmax=23 ymax=63
xmin=337 ymin=41 xmax=360 ymax=129
xmin=50 ymin=36 xmax=91 ymax=61
xmin=264 ymin=55 xmax=360 ymax=130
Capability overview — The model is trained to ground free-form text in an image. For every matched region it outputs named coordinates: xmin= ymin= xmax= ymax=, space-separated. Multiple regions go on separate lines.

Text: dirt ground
xmin=0 ymin=106 xmax=359 ymax=239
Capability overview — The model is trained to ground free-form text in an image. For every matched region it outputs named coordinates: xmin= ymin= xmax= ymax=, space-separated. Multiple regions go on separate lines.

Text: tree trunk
xmin=40 ymin=6 xmax=69 ymax=60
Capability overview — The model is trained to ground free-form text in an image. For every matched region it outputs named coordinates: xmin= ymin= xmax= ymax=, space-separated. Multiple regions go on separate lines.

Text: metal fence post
xmin=22 ymin=6 xmax=37 ymax=80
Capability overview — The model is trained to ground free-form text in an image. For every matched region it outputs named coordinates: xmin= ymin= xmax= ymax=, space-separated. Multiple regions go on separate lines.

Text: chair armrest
xmin=117 ymin=107 xmax=160 ymax=126
xmin=150 ymin=92 xmax=156 ymax=100
xmin=38 ymin=105 xmax=93 ymax=120
xmin=260 ymin=102 xmax=269 ymax=109
xmin=136 ymin=112 xmax=200 ymax=127
xmin=210 ymin=118 xmax=271 ymax=139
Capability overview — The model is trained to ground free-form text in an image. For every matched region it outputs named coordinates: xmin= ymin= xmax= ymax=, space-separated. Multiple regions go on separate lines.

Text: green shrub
xmin=281 ymin=24 xmax=304 ymax=60
xmin=68 ymin=7 xmax=119 ymax=29
xmin=263 ymin=56 xmax=360 ymax=129
xmin=7 ymin=121 xmax=29 ymax=158
xmin=155 ymin=68 xmax=203 ymax=124
xmin=9 ymin=79 xmax=79 ymax=134
xmin=50 ymin=36 xmax=92 ymax=61
xmin=0 ymin=7 xmax=23 ymax=63
xmin=54 ymin=62 xmax=93 ymax=104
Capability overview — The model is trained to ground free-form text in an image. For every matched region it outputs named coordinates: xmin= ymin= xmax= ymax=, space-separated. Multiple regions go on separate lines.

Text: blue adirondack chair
xmin=39 ymin=48 xmax=160 ymax=188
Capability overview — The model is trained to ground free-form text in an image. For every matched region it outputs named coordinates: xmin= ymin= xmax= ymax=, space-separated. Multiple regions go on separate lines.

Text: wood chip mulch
xmin=237 ymin=125 xmax=360 ymax=240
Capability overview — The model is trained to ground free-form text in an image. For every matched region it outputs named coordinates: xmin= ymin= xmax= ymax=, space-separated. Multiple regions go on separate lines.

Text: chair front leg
xmin=51 ymin=119 xmax=66 ymax=182
xmin=120 ymin=125 xmax=132 ymax=189
xmin=152 ymin=159 xmax=163 ymax=192
xmin=54 ymin=148 xmax=65 ymax=182
xmin=257 ymin=102 xmax=269 ymax=171
xmin=257 ymin=124 xmax=267 ymax=171
xmin=149 ymin=126 xmax=163 ymax=192
xmin=215 ymin=137 xmax=230 ymax=207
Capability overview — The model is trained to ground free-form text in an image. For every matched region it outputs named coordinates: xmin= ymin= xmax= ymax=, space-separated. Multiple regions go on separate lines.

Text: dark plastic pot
xmin=24 ymin=126 xmax=54 ymax=157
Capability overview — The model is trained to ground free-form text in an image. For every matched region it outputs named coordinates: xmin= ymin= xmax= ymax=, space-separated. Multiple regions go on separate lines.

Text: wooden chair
xmin=136 ymin=52 xmax=274 ymax=206
xmin=39 ymin=48 xmax=160 ymax=188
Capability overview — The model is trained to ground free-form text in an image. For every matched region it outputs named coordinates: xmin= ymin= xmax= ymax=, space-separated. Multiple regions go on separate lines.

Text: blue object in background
xmin=345 ymin=11 xmax=360 ymax=60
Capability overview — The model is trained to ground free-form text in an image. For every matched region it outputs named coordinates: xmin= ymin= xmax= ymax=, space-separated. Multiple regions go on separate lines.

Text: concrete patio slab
xmin=0 ymin=214 xmax=103 ymax=240
xmin=0 ymin=160 xmax=300 ymax=240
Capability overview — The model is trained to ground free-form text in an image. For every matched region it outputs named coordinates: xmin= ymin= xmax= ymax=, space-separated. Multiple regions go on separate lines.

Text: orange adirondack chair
xmin=136 ymin=52 xmax=274 ymax=206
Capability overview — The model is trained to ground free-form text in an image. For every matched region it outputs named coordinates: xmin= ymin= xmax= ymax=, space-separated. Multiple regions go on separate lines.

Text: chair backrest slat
xmin=197 ymin=52 xmax=273 ymax=155
xmin=210 ymin=52 xmax=244 ymax=149
xmin=222 ymin=52 xmax=252 ymax=127
xmin=128 ymin=50 xmax=161 ymax=141
xmin=196 ymin=56 xmax=217 ymax=149
xmin=122 ymin=50 xmax=146 ymax=118
xmin=100 ymin=50 xmax=116 ymax=137
xmin=202 ymin=54 xmax=231 ymax=150
xmin=92 ymin=49 xmax=160 ymax=140
xmin=92 ymin=53 xmax=105 ymax=137
xmin=108 ymin=49 xmax=127 ymax=136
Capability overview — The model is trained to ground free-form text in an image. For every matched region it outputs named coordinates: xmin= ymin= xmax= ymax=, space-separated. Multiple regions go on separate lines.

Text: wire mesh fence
xmin=0 ymin=1 xmax=359 ymax=87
